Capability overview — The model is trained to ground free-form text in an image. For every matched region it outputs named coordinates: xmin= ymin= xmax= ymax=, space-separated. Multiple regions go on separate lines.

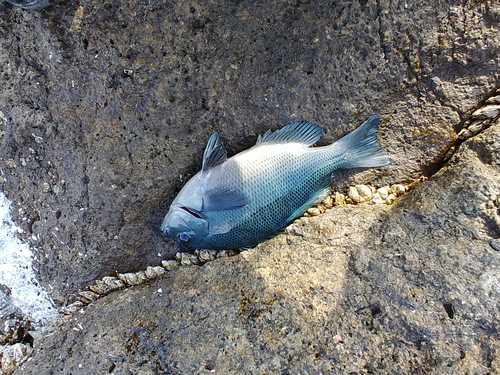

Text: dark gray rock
xmin=15 ymin=117 xmax=500 ymax=374
xmin=2 ymin=0 xmax=50 ymax=10
xmin=0 ymin=0 xmax=498 ymax=304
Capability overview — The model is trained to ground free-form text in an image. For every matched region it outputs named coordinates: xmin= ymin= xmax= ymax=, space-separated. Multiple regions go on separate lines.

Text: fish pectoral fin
xmin=256 ymin=121 xmax=323 ymax=146
xmin=202 ymin=187 xmax=249 ymax=211
xmin=202 ymin=132 xmax=228 ymax=172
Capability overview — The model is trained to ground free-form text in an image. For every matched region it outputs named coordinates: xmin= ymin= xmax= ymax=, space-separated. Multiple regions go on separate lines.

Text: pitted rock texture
xmin=0 ymin=0 xmax=499 ymax=301
xmin=15 ymin=119 xmax=500 ymax=374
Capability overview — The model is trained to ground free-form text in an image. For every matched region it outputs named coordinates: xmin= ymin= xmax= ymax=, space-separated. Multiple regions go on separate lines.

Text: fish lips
xmin=160 ymin=213 xmax=190 ymax=240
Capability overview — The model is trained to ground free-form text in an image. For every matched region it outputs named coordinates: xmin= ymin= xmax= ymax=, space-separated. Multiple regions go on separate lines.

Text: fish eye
xmin=178 ymin=233 xmax=190 ymax=242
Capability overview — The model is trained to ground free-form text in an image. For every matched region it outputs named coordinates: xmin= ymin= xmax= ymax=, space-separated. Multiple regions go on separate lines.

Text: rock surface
xmin=0 ymin=0 xmax=499 ymax=300
xmin=1 ymin=0 xmax=500 ymax=373
xmin=15 ymin=117 xmax=500 ymax=374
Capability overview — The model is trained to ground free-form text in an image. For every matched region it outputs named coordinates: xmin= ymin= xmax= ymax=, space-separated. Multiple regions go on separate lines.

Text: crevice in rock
xmin=443 ymin=301 xmax=454 ymax=319
xmin=421 ymin=87 xmax=500 ymax=177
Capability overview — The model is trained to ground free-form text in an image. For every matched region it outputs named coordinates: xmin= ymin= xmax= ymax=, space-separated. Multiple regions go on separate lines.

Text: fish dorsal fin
xmin=202 ymin=132 xmax=227 ymax=172
xmin=202 ymin=187 xmax=248 ymax=211
xmin=256 ymin=121 xmax=323 ymax=146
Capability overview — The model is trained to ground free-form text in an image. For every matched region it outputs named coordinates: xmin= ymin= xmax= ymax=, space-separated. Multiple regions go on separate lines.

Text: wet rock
xmin=0 ymin=313 xmax=31 ymax=346
xmin=1 ymin=342 xmax=32 ymax=374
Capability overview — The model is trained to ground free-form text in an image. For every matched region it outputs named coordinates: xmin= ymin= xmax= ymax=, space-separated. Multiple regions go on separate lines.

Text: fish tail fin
xmin=333 ymin=116 xmax=392 ymax=169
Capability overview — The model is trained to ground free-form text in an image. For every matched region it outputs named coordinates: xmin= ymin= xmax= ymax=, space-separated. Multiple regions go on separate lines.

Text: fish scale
xmin=161 ymin=116 xmax=392 ymax=250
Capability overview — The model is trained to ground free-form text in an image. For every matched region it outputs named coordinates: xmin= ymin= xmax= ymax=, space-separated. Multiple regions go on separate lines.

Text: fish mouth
xmin=161 ymin=211 xmax=191 ymax=240
xmin=161 ymin=225 xmax=171 ymax=238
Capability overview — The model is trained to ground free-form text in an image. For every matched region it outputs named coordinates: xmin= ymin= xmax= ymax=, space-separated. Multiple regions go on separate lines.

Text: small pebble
xmin=377 ymin=186 xmax=389 ymax=200
xmin=161 ymin=259 xmax=179 ymax=271
xmin=371 ymin=193 xmax=383 ymax=204
xmin=467 ymin=120 xmax=486 ymax=135
xmin=486 ymin=95 xmax=500 ymax=105
xmin=307 ymin=207 xmax=324 ymax=216
xmin=78 ymin=291 xmax=99 ymax=303
xmin=334 ymin=192 xmax=345 ymax=206
xmin=322 ymin=195 xmax=334 ymax=208
xmin=471 ymin=105 xmax=500 ymax=120
xmin=385 ymin=193 xmax=396 ymax=204
xmin=355 ymin=185 xmax=373 ymax=201
xmin=190 ymin=254 xmax=202 ymax=265
xmin=348 ymin=186 xmax=364 ymax=204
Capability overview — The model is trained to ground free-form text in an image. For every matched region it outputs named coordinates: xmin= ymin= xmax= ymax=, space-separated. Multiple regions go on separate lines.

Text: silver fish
xmin=161 ymin=116 xmax=392 ymax=250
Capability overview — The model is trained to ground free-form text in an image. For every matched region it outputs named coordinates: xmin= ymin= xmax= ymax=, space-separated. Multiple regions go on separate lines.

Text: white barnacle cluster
xmin=59 ymin=250 xmax=240 ymax=315
xmin=457 ymin=91 xmax=500 ymax=141
xmin=345 ymin=184 xmax=406 ymax=205
xmin=0 ymin=342 xmax=32 ymax=374
xmin=306 ymin=176 xmax=428 ymax=217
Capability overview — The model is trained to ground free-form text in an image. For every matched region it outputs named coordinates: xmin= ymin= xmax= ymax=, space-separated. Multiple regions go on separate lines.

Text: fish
xmin=161 ymin=115 xmax=392 ymax=250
